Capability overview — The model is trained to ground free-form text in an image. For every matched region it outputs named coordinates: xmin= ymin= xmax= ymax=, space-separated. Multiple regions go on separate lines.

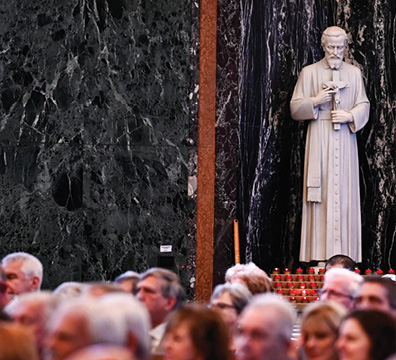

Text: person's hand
xmin=331 ymin=110 xmax=353 ymax=124
xmin=313 ymin=88 xmax=335 ymax=106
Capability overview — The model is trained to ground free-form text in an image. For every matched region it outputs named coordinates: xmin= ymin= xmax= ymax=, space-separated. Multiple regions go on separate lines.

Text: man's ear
xmin=165 ymin=295 xmax=177 ymax=311
xmin=30 ymin=276 xmax=41 ymax=291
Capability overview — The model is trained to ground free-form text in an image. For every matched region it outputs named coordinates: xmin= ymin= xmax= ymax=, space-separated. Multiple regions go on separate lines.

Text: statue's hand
xmin=331 ymin=110 xmax=353 ymax=124
xmin=313 ymin=88 xmax=335 ymax=107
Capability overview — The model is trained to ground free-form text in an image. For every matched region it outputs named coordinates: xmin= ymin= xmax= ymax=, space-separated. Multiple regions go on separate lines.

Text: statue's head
xmin=321 ymin=26 xmax=348 ymax=69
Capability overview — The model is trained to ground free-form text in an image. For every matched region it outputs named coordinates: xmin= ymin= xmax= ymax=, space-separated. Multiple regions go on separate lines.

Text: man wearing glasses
xmin=319 ymin=267 xmax=363 ymax=310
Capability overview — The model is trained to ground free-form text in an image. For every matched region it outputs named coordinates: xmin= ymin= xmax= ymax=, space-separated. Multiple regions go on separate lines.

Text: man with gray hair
xmin=5 ymin=291 xmax=60 ymax=359
xmin=45 ymin=294 xmax=150 ymax=360
xmin=1 ymin=252 xmax=43 ymax=305
xmin=234 ymin=293 xmax=297 ymax=360
xmin=136 ymin=267 xmax=184 ymax=355
xmin=320 ymin=267 xmax=363 ymax=310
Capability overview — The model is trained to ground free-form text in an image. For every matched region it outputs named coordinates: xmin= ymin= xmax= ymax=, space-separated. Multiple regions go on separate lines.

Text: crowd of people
xmin=0 ymin=252 xmax=395 ymax=360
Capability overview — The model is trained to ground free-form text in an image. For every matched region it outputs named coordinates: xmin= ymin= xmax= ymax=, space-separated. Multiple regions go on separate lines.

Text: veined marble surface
xmin=231 ymin=0 xmax=395 ymax=273
xmin=0 ymin=0 xmax=193 ymax=289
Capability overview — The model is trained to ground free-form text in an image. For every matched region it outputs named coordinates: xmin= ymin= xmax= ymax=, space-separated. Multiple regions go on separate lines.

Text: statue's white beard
xmin=327 ymin=57 xmax=342 ymax=69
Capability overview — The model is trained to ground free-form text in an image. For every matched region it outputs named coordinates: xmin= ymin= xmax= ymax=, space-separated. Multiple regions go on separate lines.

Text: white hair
xmin=5 ymin=290 xmax=60 ymax=322
xmin=324 ymin=267 xmax=363 ymax=298
xmin=1 ymin=252 xmax=43 ymax=287
xmin=245 ymin=293 xmax=297 ymax=341
xmin=98 ymin=293 xmax=151 ymax=360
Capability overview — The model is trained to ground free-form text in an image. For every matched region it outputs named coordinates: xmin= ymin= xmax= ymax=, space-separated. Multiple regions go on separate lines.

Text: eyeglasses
xmin=210 ymin=302 xmax=236 ymax=311
xmin=319 ymin=288 xmax=354 ymax=300
xmin=0 ymin=282 xmax=7 ymax=294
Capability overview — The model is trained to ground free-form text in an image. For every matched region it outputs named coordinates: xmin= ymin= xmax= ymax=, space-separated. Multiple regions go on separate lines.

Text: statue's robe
xmin=290 ymin=59 xmax=370 ymax=263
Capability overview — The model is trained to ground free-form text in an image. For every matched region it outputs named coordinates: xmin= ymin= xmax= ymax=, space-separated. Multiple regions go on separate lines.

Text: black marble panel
xmin=0 ymin=0 xmax=194 ymax=290
xmin=225 ymin=0 xmax=396 ymax=273
xmin=213 ymin=0 xmax=241 ymax=286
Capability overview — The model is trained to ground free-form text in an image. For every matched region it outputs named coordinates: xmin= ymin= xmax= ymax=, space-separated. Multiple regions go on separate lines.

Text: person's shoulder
xmin=342 ymin=61 xmax=363 ymax=73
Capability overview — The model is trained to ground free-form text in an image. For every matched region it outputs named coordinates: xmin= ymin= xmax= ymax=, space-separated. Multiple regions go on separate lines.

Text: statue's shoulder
xmin=342 ymin=61 xmax=363 ymax=74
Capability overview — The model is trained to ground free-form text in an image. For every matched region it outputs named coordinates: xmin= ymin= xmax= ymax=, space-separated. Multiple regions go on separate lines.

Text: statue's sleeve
xmin=348 ymin=67 xmax=370 ymax=133
xmin=290 ymin=66 xmax=318 ymax=121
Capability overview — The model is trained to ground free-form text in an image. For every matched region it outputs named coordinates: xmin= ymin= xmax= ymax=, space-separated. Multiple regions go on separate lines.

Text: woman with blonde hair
xmin=0 ymin=322 xmax=38 ymax=360
xmin=299 ymin=301 xmax=347 ymax=360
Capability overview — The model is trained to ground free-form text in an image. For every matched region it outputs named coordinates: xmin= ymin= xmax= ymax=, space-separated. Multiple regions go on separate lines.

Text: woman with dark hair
xmin=163 ymin=304 xmax=230 ymax=360
xmin=336 ymin=309 xmax=396 ymax=360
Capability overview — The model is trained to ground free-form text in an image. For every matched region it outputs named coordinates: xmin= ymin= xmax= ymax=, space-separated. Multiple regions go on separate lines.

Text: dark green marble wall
xmin=0 ymin=0 xmax=194 ymax=290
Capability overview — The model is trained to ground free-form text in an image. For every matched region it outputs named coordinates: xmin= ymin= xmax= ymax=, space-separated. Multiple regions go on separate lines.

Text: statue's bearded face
xmin=323 ymin=36 xmax=346 ymax=69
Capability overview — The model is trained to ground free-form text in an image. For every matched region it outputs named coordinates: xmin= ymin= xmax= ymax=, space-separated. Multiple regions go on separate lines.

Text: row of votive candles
xmin=272 ymin=267 xmax=395 ymax=275
xmin=272 ymin=274 xmax=325 ymax=282
xmin=273 ymin=281 xmax=322 ymax=289
xmin=276 ymin=288 xmax=320 ymax=297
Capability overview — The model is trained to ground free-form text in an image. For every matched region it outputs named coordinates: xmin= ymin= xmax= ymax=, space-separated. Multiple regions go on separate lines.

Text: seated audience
xmin=225 ymin=262 xmax=272 ymax=295
xmin=163 ymin=304 xmax=229 ymax=360
xmin=64 ymin=344 xmax=135 ymax=360
xmin=319 ymin=268 xmax=363 ymax=310
xmin=299 ymin=301 xmax=347 ymax=360
xmin=1 ymin=252 xmax=43 ymax=305
xmin=53 ymin=282 xmax=86 ymax=299
xmin=0 ymin=322 xmax=39 ymax=360
xmin=45 ymin=298 xmax=100 ymax=360
xmin=325 ymin=255 xmax=356 ymax=272
xmin=46 ymin=293 xmax=151 ymax=360
xmin=5 ymin=291 xmax=60 ymax=359
xmin=210 ymin=282 xmax=252 ymax=352
xmin=336 ymin=309 xmax=396 ymax=360
xmin=81 ymin=281 xmax=125 ymax=297
xmin=0 ymin=266 xmax=8 ymax=310
xmin=114 ymin=270 xmax=140 ymax=294
xmin=98 ymin=292 xmax=151 ymax=360
xmin=355 ymin=276 xmax=396 ymax=319
xmin=234 ymin=293 xmax=297 ymax=360
xmin=136 ymin=267 xmax=184 ymax=356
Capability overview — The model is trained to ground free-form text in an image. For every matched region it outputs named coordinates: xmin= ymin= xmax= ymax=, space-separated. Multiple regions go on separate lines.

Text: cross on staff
xmin=323 ymin=70 xmax=349 ymax=130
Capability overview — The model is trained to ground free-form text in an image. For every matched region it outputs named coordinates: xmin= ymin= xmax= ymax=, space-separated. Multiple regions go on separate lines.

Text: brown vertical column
xmin=195 ymin=0 xmax=217 ymax=302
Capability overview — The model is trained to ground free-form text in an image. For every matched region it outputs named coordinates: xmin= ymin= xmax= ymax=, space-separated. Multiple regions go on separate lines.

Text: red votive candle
xmin=275 ymin=282 xmax=282 ymax=289
xmin=287 ymin=282 xmax=294 ymax=289
xmin=299 ymin=282 xmax=306 ymax=289
xmin=388 ymin=269 xmax=395 ymax=274
xmin=284 ymin=268 xmax=290 ymax=274
xmin=273 ymin=268 xmax=280 ymax=274
xmin=310 ymin=282 xmax=317 ymax=289
xmin=365 ymin=269 xmax=373 ymax=275
xmin=308 ymin=268 xmax=315 ymax=274
xmin=355 ymin=268 xmax=361 ymax=274
xmin=274 ymin=274 xmax=281 ymax=281
xmin=319 ymin=268 xmax=326 ymax=274
xmin=376 ymin=269 xmax=384 ymax=275
xmin=296 ymin=268 xmax=303 ymax=274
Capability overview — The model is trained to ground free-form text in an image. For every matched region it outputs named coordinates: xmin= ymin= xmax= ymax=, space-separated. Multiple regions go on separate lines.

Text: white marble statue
xmin=290 ymin=26 xmax=370 ymax=263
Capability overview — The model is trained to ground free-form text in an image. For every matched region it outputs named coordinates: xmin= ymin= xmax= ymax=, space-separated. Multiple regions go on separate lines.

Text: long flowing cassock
xmin=290 ymin=58 xmax=370 ymax=263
